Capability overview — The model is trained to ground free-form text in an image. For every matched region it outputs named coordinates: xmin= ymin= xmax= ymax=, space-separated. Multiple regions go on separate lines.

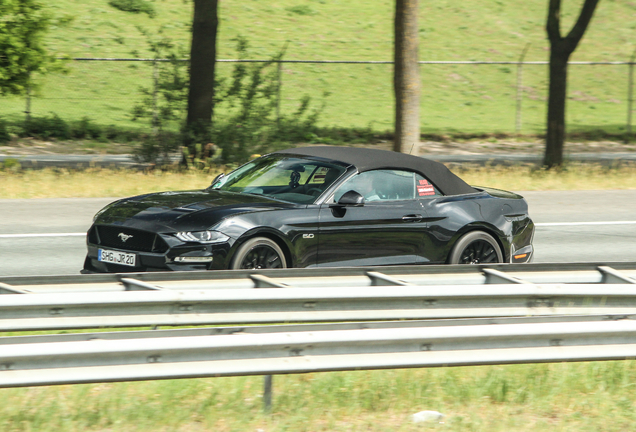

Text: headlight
xmin=175 ymin=230 xmax=229 ymax=244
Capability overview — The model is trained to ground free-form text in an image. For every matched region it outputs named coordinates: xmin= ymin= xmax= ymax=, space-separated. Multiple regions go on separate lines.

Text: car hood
xmin=94 ymin=189 xmax=298 ymax=232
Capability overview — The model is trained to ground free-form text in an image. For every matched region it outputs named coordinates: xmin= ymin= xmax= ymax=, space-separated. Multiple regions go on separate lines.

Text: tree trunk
xmin=186 ymin=0 xmax=218 ymax=143
xmin=544 ymin=52 xmax=568 ymax=167
xmin=543 ymin=0 xmax=599 ymax=168
xmin=393 ymin=0 xmax=420 ymax=154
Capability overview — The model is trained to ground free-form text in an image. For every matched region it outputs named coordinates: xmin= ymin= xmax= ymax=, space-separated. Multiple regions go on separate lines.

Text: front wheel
xmin=448 ymin=231 xmax=503 ymax=265
xmin=231 ymin=237 xmax=287 ymax=270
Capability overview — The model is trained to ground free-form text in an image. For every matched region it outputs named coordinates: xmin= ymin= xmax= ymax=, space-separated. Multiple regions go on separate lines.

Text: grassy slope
xmin=1 ymin=0 xmax=635 ymax=135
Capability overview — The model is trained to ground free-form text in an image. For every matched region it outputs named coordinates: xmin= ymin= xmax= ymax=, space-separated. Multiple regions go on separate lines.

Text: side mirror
xmin=211 ymin=173 xmax=225 ymax=187
xmin=336 ymin=190 xmax=365 ymax=206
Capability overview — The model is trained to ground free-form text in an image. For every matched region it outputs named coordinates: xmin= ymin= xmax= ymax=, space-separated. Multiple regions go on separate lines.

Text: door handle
xmin=402 ymin=214 xmax=423 ymax=221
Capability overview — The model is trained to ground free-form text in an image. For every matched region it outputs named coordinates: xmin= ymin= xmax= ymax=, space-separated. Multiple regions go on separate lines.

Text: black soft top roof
xmin=274 ymin=146 xmax=477 ymax=196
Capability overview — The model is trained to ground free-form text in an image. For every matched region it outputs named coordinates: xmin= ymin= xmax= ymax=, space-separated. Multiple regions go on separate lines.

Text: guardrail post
xmin=263 ymin=374 xmax=273 ymax=412
xmin=515 ymin=43 xmax=531 ymax=134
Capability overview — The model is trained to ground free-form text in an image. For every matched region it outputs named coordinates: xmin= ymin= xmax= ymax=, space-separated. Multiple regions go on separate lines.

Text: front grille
xmin=93 ymin=225 xmax=168 ymax=253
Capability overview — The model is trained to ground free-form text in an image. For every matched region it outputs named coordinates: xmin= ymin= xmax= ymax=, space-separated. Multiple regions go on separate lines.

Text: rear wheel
xmin=231 ymin=237 xmax=287 ymax=270
xmin=448 ymin=231 xmax=503 ymax=265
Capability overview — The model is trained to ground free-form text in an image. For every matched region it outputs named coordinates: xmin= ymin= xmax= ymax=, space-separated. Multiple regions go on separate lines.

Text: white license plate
xmin=98 ymin=249 xmax=137 ymax=267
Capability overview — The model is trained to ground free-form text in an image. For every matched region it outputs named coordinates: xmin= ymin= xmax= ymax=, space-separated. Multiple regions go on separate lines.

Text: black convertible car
xmin=82 ymin=146 xmax=534 ymax=273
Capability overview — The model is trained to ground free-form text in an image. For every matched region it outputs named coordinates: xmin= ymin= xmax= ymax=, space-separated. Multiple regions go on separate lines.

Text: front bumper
xmin=83 ymin=239 xmax=233 ymax=273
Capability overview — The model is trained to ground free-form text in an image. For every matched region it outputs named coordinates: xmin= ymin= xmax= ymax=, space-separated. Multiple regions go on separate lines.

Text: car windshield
xmin=208 ymin=154 xmax=347 ymax=204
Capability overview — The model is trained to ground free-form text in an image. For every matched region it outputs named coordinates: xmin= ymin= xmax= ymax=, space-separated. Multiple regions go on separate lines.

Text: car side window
xmin=333 ymin=170 xmax=421 ymax=203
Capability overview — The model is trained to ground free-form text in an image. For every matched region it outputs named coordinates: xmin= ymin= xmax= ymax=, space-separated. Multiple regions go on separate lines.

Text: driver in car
xmin=343 ymin=173 xmax=382 ymax=202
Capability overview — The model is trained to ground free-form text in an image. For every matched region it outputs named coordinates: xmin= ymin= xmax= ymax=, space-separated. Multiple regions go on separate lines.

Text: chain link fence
xmin=1 ymin=55 xmax=635 ymax=137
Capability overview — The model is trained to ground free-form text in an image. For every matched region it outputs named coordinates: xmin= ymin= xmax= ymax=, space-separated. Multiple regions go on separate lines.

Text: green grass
xmin=1 ymin=0 xmax=635 ymax=137
xmin=3 ymin=361 xmax=636 ymax=431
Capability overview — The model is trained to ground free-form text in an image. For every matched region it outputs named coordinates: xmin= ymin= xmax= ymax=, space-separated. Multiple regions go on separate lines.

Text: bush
xmin=209 ymin=38 xmax=325 ymax=164
xmin=17 ymin=115 xmax=146 ymax=143
xmin=2 ymin=158 xmax=21 ymax=171
xmin=104 ymin=125 xmax=139 ymax=142
xmin=24 ymin=114 xmax=71 ymax=140
xmin=0 ymin=120 xmax=10 ymax=143
xmin=108 ymin=0 xmax=156 ymax=18
xmin=134 ymin=131 xmax=181 ymax=165
xmin=70 ymin=117 xmax=102 ymax=140
xmin=130 ymin=35 xmax=325 ymax=166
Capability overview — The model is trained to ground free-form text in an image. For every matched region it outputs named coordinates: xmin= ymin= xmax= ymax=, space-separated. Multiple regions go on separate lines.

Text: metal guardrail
xmin=0 ymin=264 xmax=634 ymax=331
xmin=3 ymin=317 xmax=636 ymax=388
xmin=0 ymin=315 xmax=627 ymax=345
xmin=1 ymin=263 xmax=635 ymax=294
xmin=2 ymin=263 xmax=636 ymax=409
xmin=3 ymin=283 xmax=636 ymax=331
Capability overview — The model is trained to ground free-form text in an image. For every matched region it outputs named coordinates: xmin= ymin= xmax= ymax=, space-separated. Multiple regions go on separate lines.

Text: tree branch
xmin=563 ymin=0 xmax=600 ymax=52
xmin=546 ymin=0 xmax=562 ymax=42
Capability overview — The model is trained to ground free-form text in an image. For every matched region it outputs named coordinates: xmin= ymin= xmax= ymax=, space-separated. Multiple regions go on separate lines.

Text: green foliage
xmin=108 ymin=0 xmax=156 ymax=18
xmin=0 ymin=0 xmax=56 ymax=96
xmin=24 ymin=114 xmax=71 ymax=139
xmin=212 ymin=37 xmax=324 ymax=164
xmin=71 ymin=116 xmax=104 ymax=140
xmin=211 ymin=36 xmax=284 ymax=163
xmin=0 ymin=120 xmax=10 ymax=143
xmin=181 ymin=143 xmax=218 ymax=171
xmin=134 ymin=131 xmax=181 ymax=164
xmin=310 ymin=124 xmax=378 ymax=144
xmin=130 ymin=26 xmax=190 ymax=162
xmin=17 ymin=114 xmax=139 ymax=141
xmin=99 ymin=124 xmax=142 ymax=142
xmin=131 ymin=34 xmax=325 ymax=165
xmin=1 ymin=158 xmax=21 ymax=171
xmin=130 ymin=26 xmax=189 ymax=132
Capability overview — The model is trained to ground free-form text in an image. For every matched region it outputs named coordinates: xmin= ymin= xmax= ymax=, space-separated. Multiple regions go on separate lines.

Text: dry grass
xmin=455 ymin=162 xmax=636 ymax=192
xmin=1 ymin=164 xmax=635 ymax=199
xmin=0 ymin=168 xmax=221 ymax=199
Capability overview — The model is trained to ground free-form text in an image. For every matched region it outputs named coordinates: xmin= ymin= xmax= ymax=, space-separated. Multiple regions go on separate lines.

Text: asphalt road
xmin=0 ymin=191 xmax=634 ymax=277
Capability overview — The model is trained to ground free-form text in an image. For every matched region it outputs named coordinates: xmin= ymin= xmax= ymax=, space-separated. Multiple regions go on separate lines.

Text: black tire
xmin=448 ymin=231 xmax=503 ymax=265
xmin=231 ymin=237 xmax=287 ymax=270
